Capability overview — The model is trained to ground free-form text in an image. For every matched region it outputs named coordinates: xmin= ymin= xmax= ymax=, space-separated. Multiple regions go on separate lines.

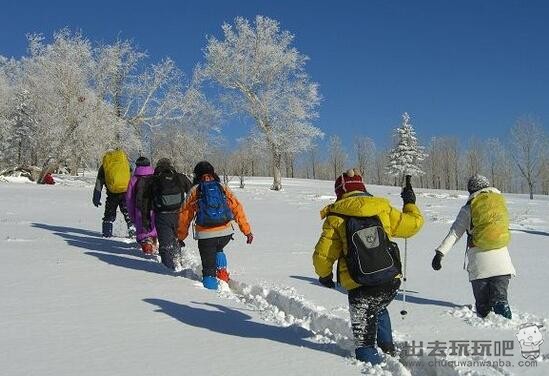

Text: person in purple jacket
xmin=125 ymin=157 xmax=158 ymax=254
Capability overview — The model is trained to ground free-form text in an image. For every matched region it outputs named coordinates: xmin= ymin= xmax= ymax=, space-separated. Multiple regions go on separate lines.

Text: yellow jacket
xmin=313 ymin=191 xmax=424 ymax=291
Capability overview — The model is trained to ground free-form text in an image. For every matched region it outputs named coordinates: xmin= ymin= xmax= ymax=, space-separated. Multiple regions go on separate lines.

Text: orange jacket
xmin=177 ymin=177 xmax=251 ymax=241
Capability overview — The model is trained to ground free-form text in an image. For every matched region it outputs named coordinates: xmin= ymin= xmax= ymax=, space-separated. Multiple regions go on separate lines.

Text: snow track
xmin=166 ymin=246 xmax=512 ymax=376
xmin=448 ymin=306 xmax=548 ymax=332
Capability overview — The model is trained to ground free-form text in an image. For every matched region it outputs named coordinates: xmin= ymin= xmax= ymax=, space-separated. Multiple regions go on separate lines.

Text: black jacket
xmin=138 ymin=166 xmax=192 ymax=230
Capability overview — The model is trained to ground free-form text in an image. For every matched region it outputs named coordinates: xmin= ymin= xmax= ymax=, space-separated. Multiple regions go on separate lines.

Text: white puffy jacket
xmin=436 ymin=187 xmax=516 ymax=281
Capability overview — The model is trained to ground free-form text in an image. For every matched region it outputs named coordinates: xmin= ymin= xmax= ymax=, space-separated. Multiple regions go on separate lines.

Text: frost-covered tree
xmin=308 ymin=144 xmax=321 ymax=180
xmin=374 ymin=149 xmax=389 ymax=186
xmin=354 ymin=136 xmax=376 ymax=179
xmin=465 ymin=137 xmax=485 ymax=178
xmin=94 ymin=39 xmax=146 ymax=119
xmin=510 ymin=117 xmax=546 ymax=199
xmin=485 ymin=138 xmax=510 ymax=192
xmin=96 ymin=39 xmax=219 ymax=151
xmin=202 ymin=15 xmax=322 ymax=190
xmin=0 ymin=59 xmax=15 ymax=162
xmin=386 ymin=112 xmax=427 ymax=184
xmin=23 ymin=30 xmax=127 ymax=174
xmin=540 ymin=156 xmax=549 ymax=195
xmin=328 ymin=135 xmax=347 ymax=179
xmin=424 ymin=137 xmax=461 ymax=190
xmin=6 ymin=89 xmax=37 ymax=165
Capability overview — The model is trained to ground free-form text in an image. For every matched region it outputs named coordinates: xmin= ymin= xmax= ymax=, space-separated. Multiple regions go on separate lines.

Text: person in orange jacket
xmin=178 ymin=161 xmax=253 ymax=289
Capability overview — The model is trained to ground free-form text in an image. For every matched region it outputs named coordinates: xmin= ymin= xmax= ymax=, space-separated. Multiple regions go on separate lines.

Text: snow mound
xmin=0 ymin=175 xmax=34 ymax=184
xmin=419 ymin=192 xmax=468 ymax=200
xmin=447 ymin=306 xmax=548 ymax=331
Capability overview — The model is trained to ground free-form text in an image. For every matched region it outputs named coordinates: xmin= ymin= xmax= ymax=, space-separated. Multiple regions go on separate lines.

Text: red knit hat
xmin=334 ymin=169 xmax=366 ymax=199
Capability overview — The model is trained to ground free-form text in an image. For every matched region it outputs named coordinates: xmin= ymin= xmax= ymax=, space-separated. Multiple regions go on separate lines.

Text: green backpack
xmin=102 ymin=149 xmax=130 ymax=193
xmin=469 ymin=191 xmax=510 ymax=250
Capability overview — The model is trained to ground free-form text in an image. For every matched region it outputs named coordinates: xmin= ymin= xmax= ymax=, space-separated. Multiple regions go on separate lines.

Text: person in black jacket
xmin=139 ymin=158 xmax=192 ymax=271
xmin=92 ymin=150 xmax=135 ymax=238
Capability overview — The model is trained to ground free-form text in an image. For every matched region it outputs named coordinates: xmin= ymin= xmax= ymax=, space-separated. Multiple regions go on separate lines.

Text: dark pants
xmin=197 ymin=235 xmax=232 ymax=277
xmin=471 ymin=275 xmax=510 ymax=317
xmin=348 ymin=280 xmax=400 ymax=349
xmin=103 ymin=192 xmax=132 ymax=226
xmin=155 ymin=211 xmax=181 ymax=269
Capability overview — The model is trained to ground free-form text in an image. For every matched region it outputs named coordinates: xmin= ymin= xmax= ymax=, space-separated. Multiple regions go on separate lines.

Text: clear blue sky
xmin=1 ymin=0 xmax=548 ymax=150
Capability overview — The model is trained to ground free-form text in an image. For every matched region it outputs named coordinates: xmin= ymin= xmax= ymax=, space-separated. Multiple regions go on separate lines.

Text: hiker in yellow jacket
xmin=313 ymin=169 xmax=423 ymax=365
xmin=92 ymin=148 xmax=134 ymax=238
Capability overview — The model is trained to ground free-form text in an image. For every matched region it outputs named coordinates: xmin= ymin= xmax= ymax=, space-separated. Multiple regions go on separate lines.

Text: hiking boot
xmin=378 ymin=342 xmax=396 ymax=357
xmin=102 ymin=221 xmax=113 ymax=238
xmin=355 ymin=347 xmax=382 ymax=365
xmin=493 ymin=301 xmax=512 ymax=319
xmin=141 ymin=240 xmax=155 ymax=255
xmin=216 ymin=268 xmax=230 ymax=283
xmin=202 ymin=276 xmax=218 ymax=290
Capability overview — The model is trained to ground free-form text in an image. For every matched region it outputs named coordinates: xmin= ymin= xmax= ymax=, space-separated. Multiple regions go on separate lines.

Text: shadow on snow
xmin=144 ymin=298 xmax=349 ymax=357
xmin=290 ymin=275 xmax=462 ymax=308
xmin=510 ymin=228 xmax=549 ymax=237
xmin=31 ymin=222 xmax=177 ymax=276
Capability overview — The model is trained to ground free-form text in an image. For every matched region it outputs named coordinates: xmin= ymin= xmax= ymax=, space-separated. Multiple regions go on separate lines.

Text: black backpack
xmin=331 ymin=214 xmax=401 ymax=286
xmin=152 ymin=172 xmax=185 ymax=212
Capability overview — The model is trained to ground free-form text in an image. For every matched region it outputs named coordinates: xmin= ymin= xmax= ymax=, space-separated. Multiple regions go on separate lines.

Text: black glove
xmin=432 ymin=251 xmax=443 ymax=271
xmin=401 ymin=186 xmax=416 ymax=205
xmin=92 ymin=190 xmax=101 ymax=207
xmin=318 ymin=273 xmax=335 ymax=288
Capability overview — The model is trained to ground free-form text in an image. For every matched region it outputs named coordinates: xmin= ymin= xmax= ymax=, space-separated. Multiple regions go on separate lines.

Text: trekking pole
xmin=400 ymin=175 xmax=412 ymax=318
xmin=400 ymin=238 xmax=408 ymax=318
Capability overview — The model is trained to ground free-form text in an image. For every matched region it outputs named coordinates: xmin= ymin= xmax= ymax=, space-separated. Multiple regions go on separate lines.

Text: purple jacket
xmin=126 ymin=166 xmax=157 ymax=242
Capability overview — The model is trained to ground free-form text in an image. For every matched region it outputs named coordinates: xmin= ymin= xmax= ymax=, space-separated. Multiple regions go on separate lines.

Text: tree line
xmin=1 ymin=17 xmax=547 ymax=197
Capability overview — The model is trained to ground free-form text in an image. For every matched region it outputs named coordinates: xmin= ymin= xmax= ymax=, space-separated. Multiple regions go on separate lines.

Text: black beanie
xmin=135 ymin=157 xmax=150 ymax=167
xmin=193 ymin=161 xmax=215 ymax=178
xmin=156 ymin=158 xmax=172 ymax=169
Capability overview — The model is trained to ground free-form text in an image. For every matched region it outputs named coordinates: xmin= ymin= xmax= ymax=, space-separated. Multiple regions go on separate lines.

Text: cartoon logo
xmin=516 ymin=323 xmax=544 ymax=360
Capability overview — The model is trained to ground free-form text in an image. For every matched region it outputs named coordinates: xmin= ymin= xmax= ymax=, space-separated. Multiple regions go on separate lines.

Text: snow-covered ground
xmin=1 ymin=176 xmax=548 ymax=376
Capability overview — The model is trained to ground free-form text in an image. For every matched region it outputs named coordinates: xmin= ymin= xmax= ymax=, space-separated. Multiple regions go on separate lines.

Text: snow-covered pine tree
xmin=386 ymin=112 xmax=427 ymax=184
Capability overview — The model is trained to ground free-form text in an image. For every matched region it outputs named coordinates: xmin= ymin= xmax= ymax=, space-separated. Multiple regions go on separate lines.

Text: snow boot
xmin=216 ymin=251 xmax=230 ymax=283
xmin=493 ymin=301 xmax=512 ymax=319
xmin=141 ymin=238 xmax=155 ymax=255
xmin=202 ymin=276 xmax=219 ymax=290
xmin=355 ymin=346 xmax=382 ymax=365
xmin=102 ymin=221 xmax=113 ymax=238
xmin=378 ymin=343 xmax=396 ymax=357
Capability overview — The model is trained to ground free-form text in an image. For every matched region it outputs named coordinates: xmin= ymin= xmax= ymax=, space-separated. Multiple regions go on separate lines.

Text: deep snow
xmin=1 ymin=175 xmax=548 ymax=376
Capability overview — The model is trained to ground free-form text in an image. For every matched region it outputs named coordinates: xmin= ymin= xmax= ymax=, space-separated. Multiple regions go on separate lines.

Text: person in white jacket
xmin=431 ymin=175 xmax=516 ymax=319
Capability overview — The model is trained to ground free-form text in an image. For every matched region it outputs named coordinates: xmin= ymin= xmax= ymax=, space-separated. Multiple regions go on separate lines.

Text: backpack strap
xmin=326 ymin=212 xmax=347 ymax=220
xmin=326 ymin=212 xmax=347 ymax=286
